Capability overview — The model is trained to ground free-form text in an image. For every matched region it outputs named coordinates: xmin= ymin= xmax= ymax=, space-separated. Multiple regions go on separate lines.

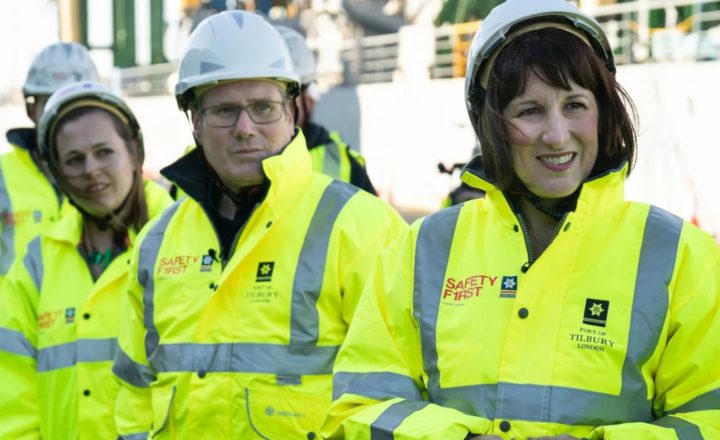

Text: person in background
xmin=323 ymin=0 xmax=720 ymax=438
xmin=112 ymin=11 xmax=405 ymax=439
xmin=0 ymin=81 xmax=173 ymax=439
xmin=441 ymin=140 xmax=486 ymax=207
xmin=0 ymin=43 xmax=100 ymax=286
xmin=276 ymin=25 xmax=377 ymax=195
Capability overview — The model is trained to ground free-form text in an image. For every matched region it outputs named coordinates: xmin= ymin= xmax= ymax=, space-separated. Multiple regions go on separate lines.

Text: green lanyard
xmin=87 ymin=248 xmax=113 ymax=271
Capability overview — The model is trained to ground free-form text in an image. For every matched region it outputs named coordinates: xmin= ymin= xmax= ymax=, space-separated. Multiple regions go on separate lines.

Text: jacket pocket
xmin=151 ymin=385 xmax=176 ymax=438
xmin=245 ymin=386 xmax=330 ymax=440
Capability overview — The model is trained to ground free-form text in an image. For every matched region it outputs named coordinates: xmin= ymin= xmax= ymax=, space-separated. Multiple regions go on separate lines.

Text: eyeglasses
xmin=201 ymin=100 xmax=287 ymax=127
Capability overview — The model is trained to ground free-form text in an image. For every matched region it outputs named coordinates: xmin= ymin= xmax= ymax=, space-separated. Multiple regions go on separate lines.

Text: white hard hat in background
xmin=37 ymin=80 xmax=144 ymax=164
xmin=275 ymin=25 xmax=318 ymax=85
xmin=23 ymin=42 xmax=100 ymax=96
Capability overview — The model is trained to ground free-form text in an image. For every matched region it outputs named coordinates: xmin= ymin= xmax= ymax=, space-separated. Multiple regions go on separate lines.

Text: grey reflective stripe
xmin=290 ymin=180 xmax=358 ymax=351
xmin=118 ymin=433 xmax=149 ymax=440
xmin=0 ymin=327 xmax=37 ymax=358
xmin=322 ymin=142 xmax=342 ymax=178
xmin=621 ymin=206 xmax=682 ymax=405
xmin=333 ymin=372 xmax=423 ymax=401
xmin=370 ymin=400 xmax=429 ymax=440
xmin=37 ymin=338 xmax=117 ymax=371
xmin=670 ymin=388 xmax=720 ymax=414
xmin=413 ymin=205 xmax=462 ymax=395
xmin=140 ymin=185 xmax=355 ymax=375
xmin=652 ymin=416 xmax=703 ymax=440
xmin=152 ymin=342 xmax=339 ymax=375
xmin=112 ymin=346 xmax=156 ymax=388
xmin=23 ymin=237 xmax=43 ymax=292
xmin=137 ymin=202 xmax=181 ymax=359
xmin=0 ymin=163 xmax=15 ymax=274
xmin=413 ymin=205 xmax=684 ymax=425
xmin=434 ymin=383 xmax=650 ymax=425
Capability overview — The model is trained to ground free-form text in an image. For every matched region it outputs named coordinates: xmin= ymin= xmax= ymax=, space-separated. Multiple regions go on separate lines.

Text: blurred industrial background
xmin=1 ymin=0 xmax=719 ymax=237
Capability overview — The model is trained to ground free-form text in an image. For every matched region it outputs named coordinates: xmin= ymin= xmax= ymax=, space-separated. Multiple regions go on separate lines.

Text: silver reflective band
xmin=0 ymin=164 xmax=15 ymax=274
xmin=652 ymin=416 xmax=702 ymax=440
xmin=291 ymin=180 xmax=358 ymax=351
xmin=112 ymin=347 xmax=156 ymax=388
xmin=370 ymin=400 xmax=429 ymax=440
xmin=138 ymin=181 xmax=356 ymax=374
xmin=138 ymin=201 xmax=182 ymax=359
xmin=118 ymin=433 xmax=149 ymax=440
xmin=434 ymin=383 xmax=650 ymax=425
xmin=333 ymin=371 xmax=423 ymax=401
xmin=669 ymin=388 xmax=720 ymax=414
xmin=152 ymin=342 xmax=338 ymax=375
xmin=621 ymin=206 xmax=683 ymax=403
xmin=0 ymin=327 xmax=37 ymax=358
xmin=23 ymin=237 xmax=44 ymax=292
xmin=38 ymin=338 xmax=118 ymax=371
xmin=409 ymin=204 xmax=683 ymax=425
xmin=322 ymin=142 xmax=341 ymax=179
xmin=413 ymin=205 xmax=462 ymax=395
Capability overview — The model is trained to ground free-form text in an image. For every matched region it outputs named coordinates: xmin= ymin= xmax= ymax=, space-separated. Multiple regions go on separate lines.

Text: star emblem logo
xmin=503 ymin=278 xmax=516 ymax=289
xmin=256 ymin=261 xmax=275 ymax=282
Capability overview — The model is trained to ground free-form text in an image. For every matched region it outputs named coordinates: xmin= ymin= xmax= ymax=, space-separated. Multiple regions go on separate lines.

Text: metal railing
xmin=341 ymin=32 xmax=399 ymax=84
xmin=112 ymin=62 xmax=178 ymax=96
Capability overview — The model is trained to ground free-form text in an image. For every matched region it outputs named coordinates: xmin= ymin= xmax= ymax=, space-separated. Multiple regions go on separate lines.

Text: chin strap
xmin=522 ymin=187 xmax=581 ymax=222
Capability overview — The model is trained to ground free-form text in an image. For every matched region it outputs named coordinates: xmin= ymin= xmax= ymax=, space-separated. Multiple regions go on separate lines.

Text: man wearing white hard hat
xmin=112 ymin=10 xmax=406 ymax=439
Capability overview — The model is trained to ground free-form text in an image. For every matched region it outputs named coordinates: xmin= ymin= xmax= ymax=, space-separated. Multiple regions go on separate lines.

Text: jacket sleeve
xmin=0 ymin=243 xmax=42 ymax=439
xmin=336 ymin=196 xmax=407 ymax=326
xmin=113 ymin=235 xmax=156 ymax=439
xmin=590 ymin=225 xmax=720 ymax=439
xmin=323 ymin=226 xmax=491 ymax=439
xmin=345 ymin=148 xmax=377 ymax=196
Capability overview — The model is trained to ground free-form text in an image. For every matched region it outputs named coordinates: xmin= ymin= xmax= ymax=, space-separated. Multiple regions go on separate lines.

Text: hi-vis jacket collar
xmin=460 ymin=157 xmax=628 ymax=221
xmin=162 ymin=129 xmax=314 ymax=219
xmin=6 ymin=128 xmax=37 ymax=152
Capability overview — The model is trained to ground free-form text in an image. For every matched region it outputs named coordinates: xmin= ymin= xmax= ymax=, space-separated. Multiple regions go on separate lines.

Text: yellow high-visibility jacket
xmin=305 ymin=126 xmax=371 ymax=192
xmin=113 ymin=132 xmax=407 ymax=439
xmin=0 ymin=129 xmax=71 ymax=286
xmin=0 ymin=180 xmax=172 ymax=440
xmin=324 ymin=162 xmax=720 ymax=439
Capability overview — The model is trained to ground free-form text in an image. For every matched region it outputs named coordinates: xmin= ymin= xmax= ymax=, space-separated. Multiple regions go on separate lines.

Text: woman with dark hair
xmin=0 ymin=81 xmax=172 ymax=439
xmin=323 ymin=0 xmax=720 ymax=438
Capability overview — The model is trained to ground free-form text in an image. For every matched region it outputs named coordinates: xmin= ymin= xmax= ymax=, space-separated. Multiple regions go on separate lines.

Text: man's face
xmin=192 ymin=80 xmax=295 ymax=191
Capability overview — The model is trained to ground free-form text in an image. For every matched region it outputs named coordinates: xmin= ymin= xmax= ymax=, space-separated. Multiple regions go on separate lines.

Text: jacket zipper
xmin=195 ymin=200 xmax=260 ymax=271
xmin=223 ymin=203 xmax=260 ymax=269
xmin=515 ymin=211 xmax=570 ymax=267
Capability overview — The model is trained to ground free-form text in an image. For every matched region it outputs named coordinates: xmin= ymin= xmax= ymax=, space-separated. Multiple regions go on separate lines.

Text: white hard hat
xmin=23 ymin=42 xmax=100 ymax=96
xmin=37 ymin=81 xmax=144 ymax=164
xmin=275 ymin=25 xmax=317 ymax=85
xmin=465 ymin=0 xmax=613 ymax=131
xmin=175 ymin=10 xmax=300 ymax=109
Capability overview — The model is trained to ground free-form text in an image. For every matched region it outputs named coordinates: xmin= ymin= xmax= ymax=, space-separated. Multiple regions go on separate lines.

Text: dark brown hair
xmin=477 ymin=27 xmax=637 ymax=190
xmin=49 ymin=106 xmax=149 ymax=233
